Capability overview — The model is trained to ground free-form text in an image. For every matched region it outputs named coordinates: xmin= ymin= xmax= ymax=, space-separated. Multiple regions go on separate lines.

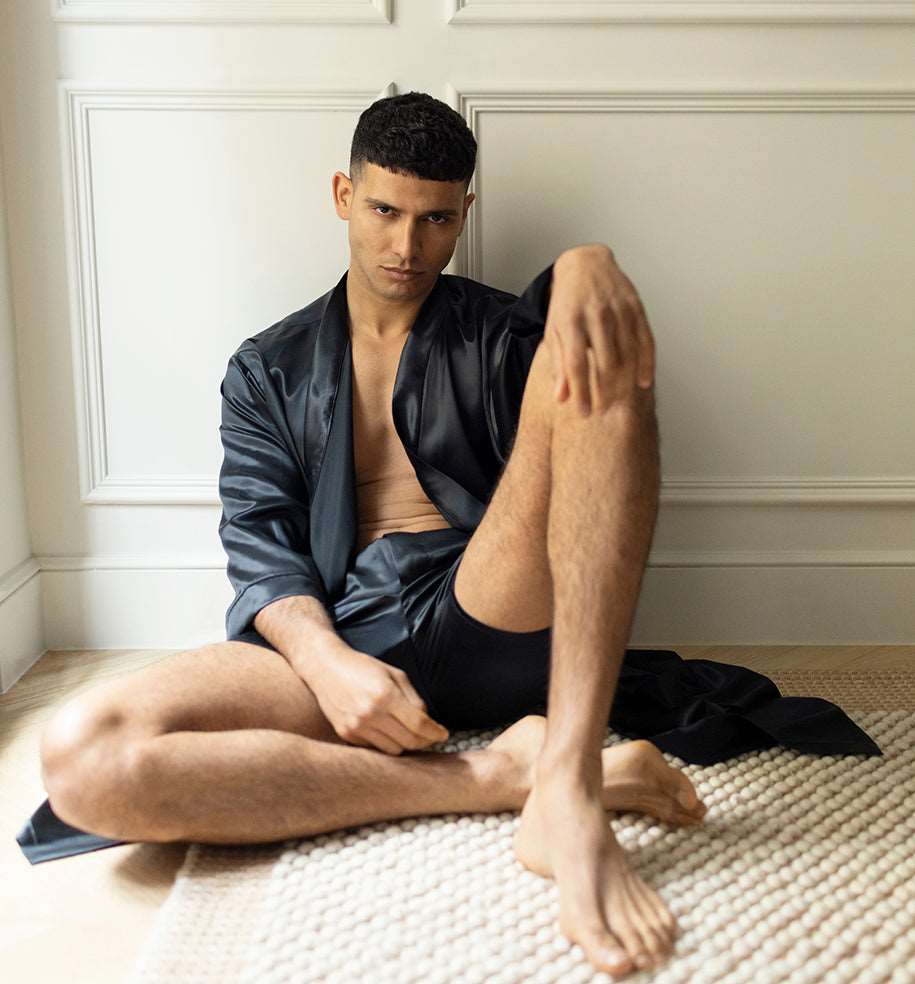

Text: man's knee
xmin=40 ymin=693 xmax=141 ymax=829
xmin=42 ymin=693 xmax=125 ymax=771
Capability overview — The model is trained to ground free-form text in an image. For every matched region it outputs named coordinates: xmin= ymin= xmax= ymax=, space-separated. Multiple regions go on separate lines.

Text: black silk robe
xmin=16 ymin=262 xmax=880 ymax=864
xmin=219 ymin=262 xmax=556 ymax=639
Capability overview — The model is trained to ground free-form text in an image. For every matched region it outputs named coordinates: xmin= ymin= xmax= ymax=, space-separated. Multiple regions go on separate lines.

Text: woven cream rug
xmin=124 ymin=671 xmax=915 ymax=984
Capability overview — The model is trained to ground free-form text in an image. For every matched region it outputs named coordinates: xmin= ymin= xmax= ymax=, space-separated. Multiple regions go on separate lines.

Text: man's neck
xmin=346 ymin=265 xmax=435 ymax=341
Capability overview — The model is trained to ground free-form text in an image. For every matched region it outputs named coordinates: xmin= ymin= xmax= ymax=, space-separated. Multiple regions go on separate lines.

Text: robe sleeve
xmin=218 ymin=343 xmax=330 ymax=641
xmin=482 ymin=261 xmax=554 ymax=467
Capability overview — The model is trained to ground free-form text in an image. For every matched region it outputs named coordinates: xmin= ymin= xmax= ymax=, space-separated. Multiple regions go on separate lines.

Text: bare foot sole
xmin=489 ymin=715 xmax=707 ymax=825
xmin=514 ymin=780 xmax=677 ymax=978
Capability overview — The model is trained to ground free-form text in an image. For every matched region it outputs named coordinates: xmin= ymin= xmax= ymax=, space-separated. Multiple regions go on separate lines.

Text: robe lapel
xmin=389 ymin=274 xmax=487 ymax=529
xmin=393 ymin=276 xmax=488 ymax=530
xmin=308 ymin=267 xmax=480 ymax=602
xmin=390 ymin=274 xmax=446 ymax=448
xmin=308 ymin=272 xmax=357 ymax=601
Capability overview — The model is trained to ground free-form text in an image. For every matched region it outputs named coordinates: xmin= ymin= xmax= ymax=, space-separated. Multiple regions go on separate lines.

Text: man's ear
xmin=332 ymin=171 xmax=353 ymax=220
xmin=457 ymin=192 xmax=475 ymax=235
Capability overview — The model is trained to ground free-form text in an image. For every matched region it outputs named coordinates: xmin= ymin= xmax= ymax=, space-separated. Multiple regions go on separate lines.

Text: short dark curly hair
xmin=350 ymin=91 xmax=477 ymax=189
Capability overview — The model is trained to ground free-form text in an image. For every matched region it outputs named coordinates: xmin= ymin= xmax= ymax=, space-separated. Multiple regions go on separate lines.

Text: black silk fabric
xmin=218 ymin=263 xmax=556 ymax=639
xmin=16 ymin=264 xmax=880 ymax=864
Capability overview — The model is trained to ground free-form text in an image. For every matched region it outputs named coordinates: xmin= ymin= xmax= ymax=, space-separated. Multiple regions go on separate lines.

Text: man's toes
xmin=604 ymin=918 xmax=651 ymax=972
xmin=584 ymin=933 xmax=633 ymax=977
xmin=658 ymin=905 xmax=677 ymax=937
xmin=634 ymin=917 xmax=670 ymax=966
xmin=635 ymin=899 xmax=676 ymax=962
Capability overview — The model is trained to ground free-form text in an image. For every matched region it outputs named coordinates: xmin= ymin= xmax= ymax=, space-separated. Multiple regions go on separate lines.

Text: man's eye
xmin=373 ymin=206 xmax=448 ymax=224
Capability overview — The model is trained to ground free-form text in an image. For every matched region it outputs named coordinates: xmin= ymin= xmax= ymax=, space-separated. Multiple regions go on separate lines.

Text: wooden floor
xmin=3 ymin=646 xmax=913 ymax=984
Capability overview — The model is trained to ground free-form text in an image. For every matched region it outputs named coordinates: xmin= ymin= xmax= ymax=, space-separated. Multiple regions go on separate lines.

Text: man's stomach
xmin=356 ymin=513 xmax=454 ymax=553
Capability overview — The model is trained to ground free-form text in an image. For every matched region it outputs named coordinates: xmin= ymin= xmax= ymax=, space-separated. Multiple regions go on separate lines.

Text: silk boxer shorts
xmin=233 ymin=527 xmax=553 ymax=731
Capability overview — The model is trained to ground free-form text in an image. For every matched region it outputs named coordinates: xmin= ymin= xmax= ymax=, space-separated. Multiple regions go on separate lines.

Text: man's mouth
xmin=382 ymin=267 xmax=422 ymax=280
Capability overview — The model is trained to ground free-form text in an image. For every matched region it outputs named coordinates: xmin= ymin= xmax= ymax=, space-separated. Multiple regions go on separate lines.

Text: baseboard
xmin=16 ymin=554 xmax=914 ymax=661
xmin=0 ymin=557 xmax=45 ymax=693
xmin=631 ymin=561 xmax=914 ymax=645
xmin=36 ymin=557 xmax=233 ymax=651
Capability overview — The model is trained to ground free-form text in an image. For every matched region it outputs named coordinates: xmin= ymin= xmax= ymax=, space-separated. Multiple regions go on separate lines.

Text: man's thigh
xmin=453 ymin=339 xmax=555 ymax=633
xmin=41 ymin=640 xmax=344 ymax=775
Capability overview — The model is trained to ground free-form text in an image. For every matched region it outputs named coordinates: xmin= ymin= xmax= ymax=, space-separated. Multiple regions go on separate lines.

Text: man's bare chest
xmin=348 ymin=327 xmax=452 ymax=545
xmin=349 ymin=330 xmax=409 ymax=481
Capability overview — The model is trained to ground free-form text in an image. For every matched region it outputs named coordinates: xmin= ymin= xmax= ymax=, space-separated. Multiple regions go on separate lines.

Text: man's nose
xmin=394 ymin=219 xmax=421 ymax=262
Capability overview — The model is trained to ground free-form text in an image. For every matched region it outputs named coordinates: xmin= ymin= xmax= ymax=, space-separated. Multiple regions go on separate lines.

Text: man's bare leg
xmin=47 ymin=710 xmax=699 ymax=846
xmin=50 ymin=723 xmax=521 ymax=844
xmin=514 ymin=363 xmax=667 ymax=978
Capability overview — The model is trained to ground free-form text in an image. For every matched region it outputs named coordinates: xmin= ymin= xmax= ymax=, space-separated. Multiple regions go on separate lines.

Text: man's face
xmin=332 ymin=162 xmax=475 ymax=302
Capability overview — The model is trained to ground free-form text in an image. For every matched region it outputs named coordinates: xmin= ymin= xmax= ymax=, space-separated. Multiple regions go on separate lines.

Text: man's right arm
xmin=217 ymin=343 xmax=451 ymax=751
xmin=254 ymin=594 xmax=343 ymax=682
xmin=219 ymin=343 xmax=336 ymax=664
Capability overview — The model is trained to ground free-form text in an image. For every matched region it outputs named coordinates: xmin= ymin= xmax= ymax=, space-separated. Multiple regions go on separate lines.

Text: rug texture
xmin=124 ymin=670 xmax=915 ymax=984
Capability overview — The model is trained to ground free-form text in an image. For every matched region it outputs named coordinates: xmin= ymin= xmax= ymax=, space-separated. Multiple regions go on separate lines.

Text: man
xmin=31 ymin=92 xmax=880 ymax=979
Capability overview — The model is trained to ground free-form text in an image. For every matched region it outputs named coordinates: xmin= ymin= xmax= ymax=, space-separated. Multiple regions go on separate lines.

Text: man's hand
xmin=300 ymin=640 xmax=450 ymax=755
xmin=546 ymin=244 xmax=656 ymax=417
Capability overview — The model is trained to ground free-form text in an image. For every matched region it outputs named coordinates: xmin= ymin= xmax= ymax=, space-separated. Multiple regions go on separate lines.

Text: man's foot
xmin=488 ymin=714 xmax=707 ymax=825
xmin=514 ymin=778 xmax=676 ymax=978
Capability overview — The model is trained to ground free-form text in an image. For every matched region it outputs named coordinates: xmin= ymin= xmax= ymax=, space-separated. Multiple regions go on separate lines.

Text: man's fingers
xmin=405 ymin=703 xmax=450 ymax=744
xmin=587 ymin=348 xmax=602 ymax=414
xmin=547 ymin=331 xmax=567 ymax=401
xmin=382 ymin=705 xmax=447 ymax=752
xmin=390 ymin=667 xmax=426 ymax=709
xmin=565 ymin=317 xmax=591 ymax=415
xmin=358 ymin=724 xmax=405 ymax=756
xmin=389 ymin=670 xmax=449 ymax=743
xmin=589 ymin=328 xmax=613 ymax=413
xmin=383 ymin=711 xmax=435 ymax=752
xmin=637 ymin=312 xmax=656 ymax=388
xmin=612 ymin=295 xmax=639 ymax=368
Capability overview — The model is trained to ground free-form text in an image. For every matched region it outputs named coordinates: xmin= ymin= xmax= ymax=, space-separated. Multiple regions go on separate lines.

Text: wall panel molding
xmin=447 ymin=84 xmax=915 ymax=284
xmin=446 ymin=82 xmax=915 ymax=507
xmin=33 ymin=548 xmax=915 ymax=571
xmin=660 ymin=478 xmax=915 ymax=505
xmin=55 ymin=81 xmax=915 ymax=509
xmin=447 ymin=0 xmax=915 ymax=25
xmin=54 ymin=0 xmax=392 ymax=23
xmin=58 ymin=82 xmax=395 ymax=505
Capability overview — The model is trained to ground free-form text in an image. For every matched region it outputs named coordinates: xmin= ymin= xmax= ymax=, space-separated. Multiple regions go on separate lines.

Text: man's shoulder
xmin=229 ymin=269 xmax=528 ymax=369
xmin=233 ymin=283 xmax=336 ymax=365
xmin=439 ymin=271 xmax=521 ymax=324
xmin=441 ymin=271 xmax=520 ymax=303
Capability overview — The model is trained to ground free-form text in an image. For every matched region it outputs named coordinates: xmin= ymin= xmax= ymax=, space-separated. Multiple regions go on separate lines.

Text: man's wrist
xmin=287 ymin=628 xmax=346 ymax=678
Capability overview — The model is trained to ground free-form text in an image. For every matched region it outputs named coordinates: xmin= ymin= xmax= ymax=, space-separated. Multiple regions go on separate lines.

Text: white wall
xmin=0 ymin=0 xmax=913 ymax=688
xmin=0 ymin=104 xmax=43 ymax=693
